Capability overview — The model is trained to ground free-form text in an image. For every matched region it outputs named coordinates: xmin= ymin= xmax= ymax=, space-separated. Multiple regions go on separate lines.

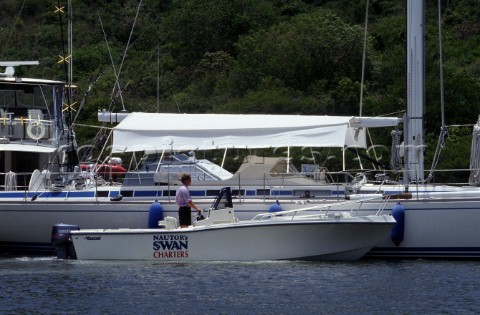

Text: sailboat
xmin=90 ymin=0 xmax=480 ymax=259
xmin=0 ymin=100 xmax=400 ymax=254
xmin=321 ymin=0 xmax=480 ymax=258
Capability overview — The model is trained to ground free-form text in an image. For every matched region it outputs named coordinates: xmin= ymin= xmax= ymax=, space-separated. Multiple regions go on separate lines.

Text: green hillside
xmin=1 ymin=0 xmax=479 ymax=177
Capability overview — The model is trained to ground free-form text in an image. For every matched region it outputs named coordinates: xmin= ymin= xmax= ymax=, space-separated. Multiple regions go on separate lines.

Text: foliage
xmin=0 ymin=0 xmax=479 ymax=174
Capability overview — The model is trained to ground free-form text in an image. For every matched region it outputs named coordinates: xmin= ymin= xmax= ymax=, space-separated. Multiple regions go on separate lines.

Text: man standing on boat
xmin=176 ymin=174 xmax=202 ymax=228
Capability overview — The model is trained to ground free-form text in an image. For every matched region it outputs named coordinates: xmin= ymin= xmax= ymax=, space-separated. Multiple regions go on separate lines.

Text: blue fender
xmin=269 ymin=201 xmax=282 ymax=213
xmin=148 ymin=200 xmax=164 ymax=228
xmin=390 ymin=202 xmax=405 ymax=245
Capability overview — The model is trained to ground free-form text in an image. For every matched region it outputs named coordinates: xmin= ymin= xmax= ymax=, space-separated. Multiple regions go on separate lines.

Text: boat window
xmin=210 ymin=187 xmax=233 ymax=209
xmin=158 ymin=165 xmax=220 ymax=181
xmin=0 ymin=84 xmax=58 ymax=120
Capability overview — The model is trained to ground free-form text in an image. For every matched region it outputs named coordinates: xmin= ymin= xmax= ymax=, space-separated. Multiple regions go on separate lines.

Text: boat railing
xmin=376 ymin=195 xmax=391 ymax=216
xmin=252 ymin=196 xmax=385 ymax=221
xmin=0 ymin=171 xmax=33 ymax=192
xmin=0 ymin=170 xmax=98 ymax=193
xmin=330 ymin=168 xmax=476 ymax=187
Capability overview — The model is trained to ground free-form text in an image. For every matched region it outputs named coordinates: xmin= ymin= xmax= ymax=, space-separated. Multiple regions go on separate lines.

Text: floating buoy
xmin=148 ymin=200 xmax=164 ymax=228
xmin=390 ymin=202 xmax=405 ymax=245
xmin=269 ymin=201 xmax=282 ymax=213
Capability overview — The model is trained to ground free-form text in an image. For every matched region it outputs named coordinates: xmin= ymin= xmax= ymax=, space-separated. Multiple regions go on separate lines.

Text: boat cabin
xmin=0 ymin=62 xmax=73 ymax=190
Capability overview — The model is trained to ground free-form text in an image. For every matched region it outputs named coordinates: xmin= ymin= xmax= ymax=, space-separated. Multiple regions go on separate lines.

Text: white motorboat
xmin=55 ymin=188 xmax=396 ymax=261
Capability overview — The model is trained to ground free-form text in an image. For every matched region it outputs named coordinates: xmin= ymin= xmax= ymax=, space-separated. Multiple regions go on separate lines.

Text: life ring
xmin=27 ymin=121 xmax=46 ymax=140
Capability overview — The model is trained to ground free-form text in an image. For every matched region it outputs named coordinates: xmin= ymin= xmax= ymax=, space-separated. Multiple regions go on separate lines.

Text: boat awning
xmin=0 ymin=143 xmax=57 ymax=153
xmin=111 ymin=113 xmax=400 ymax=153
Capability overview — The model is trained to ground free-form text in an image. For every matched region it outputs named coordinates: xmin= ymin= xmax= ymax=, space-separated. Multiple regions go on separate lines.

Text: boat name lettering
xmin=152 ymin=234 xmax=189 ymax=259
xmin=153 ymin=240 xmax=188 ymax=251
xmin=84 ymin=236 xmax=101 ymax=240
xmin=153 ymin=251 xmax=189 ymax=259
xmin=153 ymin=234 xmax=188 ymax=241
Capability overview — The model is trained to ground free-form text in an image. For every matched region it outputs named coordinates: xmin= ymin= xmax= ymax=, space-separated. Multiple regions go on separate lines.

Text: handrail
xmin=376 ymin=195 xmax=390 ymax=216
xmin=1 ymin=166 xmax=479 ymax=198
xmin=252 ymin=195 xmax=384 ymax=221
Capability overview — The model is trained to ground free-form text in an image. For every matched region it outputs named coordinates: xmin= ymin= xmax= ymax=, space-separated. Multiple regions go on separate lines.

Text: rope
xmin=390 ymin=129 xmax=402 ymax=172
xmin=72 ymin=71 xmax=105 ymax=125
xmin=73 ymin=123 xmax=113 ymax=130
xmin=97 ymin=11 xmax=125 ymax=110
xmin=113 ymin=0 xmax=143 ymax=111
xmin=366 ymin=128 xmax=378 ymax=170
xmin=57 ymin=0 xmax=78 ymax=173
xmin=424 ymin=126 xmax=447 ymax=183
xmin=68 ymin=0 xmax=73 ymax=98
xmin=359 ymin=0 xmax=369 ymax=117
xmin=469 ymin=116 xmax=480 ymax=186
xmin=346 ymin=126 xmax=364 ymax=170
xmin=424 ymin=0 xmax=448 ymax=183
xmin=0 ymin=0 xmax=26 ymax=58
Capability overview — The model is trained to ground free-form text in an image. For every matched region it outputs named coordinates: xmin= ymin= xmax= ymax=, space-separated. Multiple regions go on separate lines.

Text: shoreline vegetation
xmin=0 ymin=0 xmax=479 ymax=177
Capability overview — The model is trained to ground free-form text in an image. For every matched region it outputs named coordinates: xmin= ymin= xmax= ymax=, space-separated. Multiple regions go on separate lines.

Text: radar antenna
xmin=0 ymin=61 xmax=39 ymax=77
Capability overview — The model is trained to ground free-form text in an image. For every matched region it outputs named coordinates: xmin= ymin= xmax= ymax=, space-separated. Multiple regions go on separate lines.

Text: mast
xmin=56 ymin=0 xmax=78 ymax=173
xmin=404 ymin=0 xmax=425 ymax=183
xmin=157 ymin=42 xmax=160 ymax=113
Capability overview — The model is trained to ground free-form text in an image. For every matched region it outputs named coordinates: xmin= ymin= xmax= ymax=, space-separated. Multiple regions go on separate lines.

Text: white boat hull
xmin=325 ymin=196 xmax=480 ymax=258
xmin=2 ymin=190 xmax=480 ymax=258
xmin=70 ymin=216 xmax=395 ymax=261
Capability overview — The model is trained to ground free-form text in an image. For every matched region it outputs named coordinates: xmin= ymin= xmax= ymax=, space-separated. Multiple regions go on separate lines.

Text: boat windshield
xmin=122 ymin=153 xmax=231 ymax=186
xmin=0 ymin=82 xmax=64 ymax=123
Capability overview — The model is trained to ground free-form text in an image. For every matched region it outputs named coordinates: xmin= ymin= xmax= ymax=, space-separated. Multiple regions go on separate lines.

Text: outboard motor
xmin=51 ymin=223 xmax=79 ymax=259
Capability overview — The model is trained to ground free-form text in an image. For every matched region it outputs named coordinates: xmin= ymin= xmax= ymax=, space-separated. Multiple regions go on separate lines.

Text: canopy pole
xmin=221 ymin=148 xmax=228 ymax=168
xmin=356 ymin=149 xmax=364 ymax=170
xmin=95 ymin=129 xmax=113 ymax=169
xmin=367 ymin=128 xmax=379 ymax=170
xmin=342 ymin=146 xmax=346 ymax=171
xmin=155 ymin=149 xmax=165 ymax=173
xmin=287 ymin=146 xmax=290 ymax=173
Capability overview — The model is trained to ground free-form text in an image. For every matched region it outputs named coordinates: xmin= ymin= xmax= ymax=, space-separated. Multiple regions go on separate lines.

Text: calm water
xmin=0 ymin=257 xmax=479 ymax=314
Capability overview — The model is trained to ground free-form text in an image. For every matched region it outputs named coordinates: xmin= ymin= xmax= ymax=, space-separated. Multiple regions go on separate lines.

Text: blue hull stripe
xmin=190 ymin=191 xmax=206 ymax=197
xmin=367 ymin=247 xmax=480 ymax=258
xmin=133 ymin=191 xmax=161 ymax=197
xmin=3 ymin=241 xmax=480 ymax=258
xmin=0 ymin=189 xmax=342 ymax=199
xmin=272 ymin=190 xmax=294 ymax=196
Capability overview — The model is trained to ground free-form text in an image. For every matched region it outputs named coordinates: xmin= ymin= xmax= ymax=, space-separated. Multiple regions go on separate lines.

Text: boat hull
xmin=2 ymin=194 xmax=480 ymax=259
xmin=70 ymin=217 xmax=395 ymax=261
xmin=321 ymin=196 xmax=480 ymax=258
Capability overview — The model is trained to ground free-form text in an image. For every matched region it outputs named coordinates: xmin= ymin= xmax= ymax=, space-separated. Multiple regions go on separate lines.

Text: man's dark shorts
xmin=179 ymin=206 xmax=192 ymax=226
